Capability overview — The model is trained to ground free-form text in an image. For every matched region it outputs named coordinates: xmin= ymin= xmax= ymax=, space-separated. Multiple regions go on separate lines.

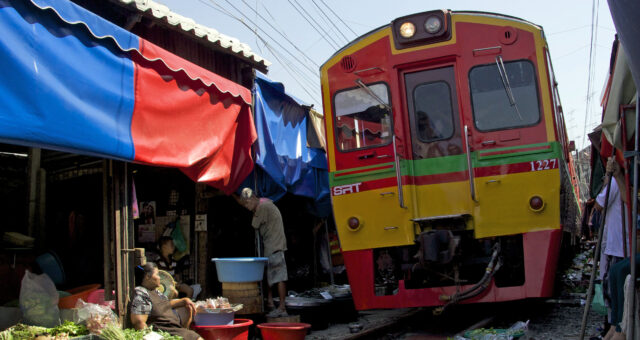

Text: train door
xmin=404 ymin=66 xmax=471 ymax=221
xmin=465 ymin=58 xmax=556 ymax=238
xmin=332 ymin=83 xmax=415 ymax=250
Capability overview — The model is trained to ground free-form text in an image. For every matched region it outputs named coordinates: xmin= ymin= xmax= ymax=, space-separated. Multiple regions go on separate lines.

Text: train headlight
xmin=424 ymin=16 xmax=442 ymax=34
xmin=347 ymin=217 xmax=361 ymax=231
xmin=529 ymin=196 xmax=545 ymax=212
xmin=399 ymin=22 xmax=416 ymax=38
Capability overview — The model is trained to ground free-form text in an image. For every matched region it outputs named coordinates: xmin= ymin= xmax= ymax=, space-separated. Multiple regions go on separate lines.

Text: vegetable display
xmin=1 ymin=322 xmax=181 ymax=340
xmin=100 ymin=324 xmax=181 ymax=340
xmin=0 ymin=321 xmax=88 ymax=340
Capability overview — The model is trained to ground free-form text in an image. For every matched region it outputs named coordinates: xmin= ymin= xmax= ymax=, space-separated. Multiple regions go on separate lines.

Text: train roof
xmin=321 ymin=10 xmax=544 ymax=70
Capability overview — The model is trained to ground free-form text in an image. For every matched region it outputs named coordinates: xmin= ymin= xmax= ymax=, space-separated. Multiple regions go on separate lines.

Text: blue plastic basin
xmin=211 ymin=257 xmax=268 ymax=282
xmin=36 ymin=252 xmax=66 ymax=285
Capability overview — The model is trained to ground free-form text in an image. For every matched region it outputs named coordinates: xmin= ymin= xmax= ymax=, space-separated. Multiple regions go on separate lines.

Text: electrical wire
xmin=240 ymin=0 xmax=320 ymax=68
xmin=311 ymin=0 xmax=349 ymax=43
xmin=263 ymin=43 xmax=320 ymax=102
xmin=308 ymin=1 xmax=344 ymax=45
xmin=581 ymin=0 xmax=600 ymax=149
xmin=198 ymin=0 xmax=321 ymax=105
xmin=209 ymin=0 xmax=320 ymax=78
xmin=319 ymin=0 xmax=358 ymax=37
xmin=287 ymin=0 xmax=340 ymax=50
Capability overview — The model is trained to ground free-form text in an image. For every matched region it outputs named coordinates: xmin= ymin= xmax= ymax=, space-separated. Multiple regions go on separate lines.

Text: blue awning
xmin=244 ymin=73 xmax=330 ymax=216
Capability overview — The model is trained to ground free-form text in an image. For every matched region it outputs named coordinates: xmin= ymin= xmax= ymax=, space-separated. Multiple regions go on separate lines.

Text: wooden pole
xmin=628 ymin=95 xmax=638 ymax=340
xmin=26 ymin=148 xmax=40 ymax=237
xmin=103 ymin=160 xmax=113 ymax=301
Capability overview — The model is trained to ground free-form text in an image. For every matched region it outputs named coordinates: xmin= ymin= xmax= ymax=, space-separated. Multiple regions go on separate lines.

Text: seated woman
xmin=148 ymin=236 xmax=200 ymax=300
xmin=130 ymin=263 xmax=202 ymax=340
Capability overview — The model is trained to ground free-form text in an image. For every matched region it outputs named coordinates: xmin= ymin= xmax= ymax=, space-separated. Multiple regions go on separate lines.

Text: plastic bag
xmin=592 ymin=283 xmax=608 ymax=315
xmin=19 ymin=270 xmax=60 ymax=327
xmin=74 ymin=299 xmax=118 ymax=334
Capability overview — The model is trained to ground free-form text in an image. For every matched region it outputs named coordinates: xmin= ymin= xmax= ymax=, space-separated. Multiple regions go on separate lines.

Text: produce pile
xmin=99 ymin=324 xmax=181 ymax=340
xmin=0 ymin=322 xmax=185 ymax=340
xmin=74 ymin=300 xmax=117 ymax=335
xmin=0 ymin=321 xmax=89 ymax=340
xmin=453 ymin=320 xmax=528 ymax=340
xmin=194 ymin=297 xmax=243 ymax=313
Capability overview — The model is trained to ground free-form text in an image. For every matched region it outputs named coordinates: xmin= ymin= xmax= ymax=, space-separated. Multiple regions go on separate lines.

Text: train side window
xmin=469 ymin=60 xmax=540 ymax=131
xmin=334 ymin=83 xmax=393 ymax=151
xmin=413 ymin=81 xmax=454 ymax=142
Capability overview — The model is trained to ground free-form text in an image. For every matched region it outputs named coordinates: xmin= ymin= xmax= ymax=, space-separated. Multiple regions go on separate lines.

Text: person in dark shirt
xmin=147 ymin=236 xmax=197 ymax=299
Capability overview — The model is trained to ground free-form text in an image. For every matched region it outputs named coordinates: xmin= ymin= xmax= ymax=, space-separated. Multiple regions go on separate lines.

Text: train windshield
xmin=469 ymin=60 xmax=540 ymax=131
xmin=334 ymin=83 xmax=393 ymax=151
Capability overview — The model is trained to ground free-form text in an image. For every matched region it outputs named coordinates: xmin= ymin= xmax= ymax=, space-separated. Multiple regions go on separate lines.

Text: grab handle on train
xmin=358 ymin=151 xmax=376 ymax=159
xmin=393 ymin=135 xmax=407 ymax=209
xmin=464 ymin=125 xmax=478 ymax=202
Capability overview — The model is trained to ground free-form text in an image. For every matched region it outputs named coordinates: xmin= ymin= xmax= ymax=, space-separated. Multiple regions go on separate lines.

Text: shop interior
xmin=0 ymin=142 xmax=346 ymax=327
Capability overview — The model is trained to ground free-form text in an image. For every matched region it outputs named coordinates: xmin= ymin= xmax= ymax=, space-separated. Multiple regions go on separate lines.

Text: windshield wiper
xmin=495 ymin=56 xmax=523 ymax=121
xmin=355 ymin=78 xmax=391 ymax=112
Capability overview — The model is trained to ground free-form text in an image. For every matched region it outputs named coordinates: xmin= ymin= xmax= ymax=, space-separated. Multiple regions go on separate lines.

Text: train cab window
xmin=413 ymin=81 xmax=454 ymax=142
xmin=334 ymin=83 xmax=392 ymax=151
xmin=469 ymin=60 xmax=540 ymax=131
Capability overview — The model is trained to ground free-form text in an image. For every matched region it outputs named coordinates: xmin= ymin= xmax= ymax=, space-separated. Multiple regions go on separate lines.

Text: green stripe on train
xmin=330 ymin=142 xmax=563 ymax=187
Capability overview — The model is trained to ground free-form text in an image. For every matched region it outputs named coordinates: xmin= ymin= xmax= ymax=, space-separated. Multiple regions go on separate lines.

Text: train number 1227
xmin=530 ymin=159 xmax=558 ymax=171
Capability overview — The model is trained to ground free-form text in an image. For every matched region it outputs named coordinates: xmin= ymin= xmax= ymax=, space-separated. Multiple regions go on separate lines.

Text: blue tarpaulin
xmin=244 ymin=73 xmax=330 ymax=216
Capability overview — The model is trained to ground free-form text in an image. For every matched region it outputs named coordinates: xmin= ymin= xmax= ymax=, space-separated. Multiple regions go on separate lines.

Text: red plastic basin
xmin=192 ymin=318 xmax=253 ymax=340
xmin=257 ymin=322 xmax=311 ymax=340
xmin=58 ymin=284 xmax=101 ymax=309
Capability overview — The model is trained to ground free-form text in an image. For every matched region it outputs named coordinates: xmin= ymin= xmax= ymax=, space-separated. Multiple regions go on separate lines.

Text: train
xmin=320 ymin=10 xmax=581 ymax=310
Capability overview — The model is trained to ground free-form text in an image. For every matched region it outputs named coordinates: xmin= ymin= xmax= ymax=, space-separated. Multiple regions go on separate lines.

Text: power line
xmin=198 ymin=0 xmax=320 ymax=104
xmin=287 ymin=0 xmax=340 ymax=50
xmin=320 ymin=0 xmax=358 ymax=37
xmin=211 ymin=0 xmax=320 ymax=78
xmin=581 ymin=0 xmax=600 ymax=149
xmin=311 ymin=0 xmax=349 ymax=44
xmin=547 ymin=25 xmax=590 ymax=36
xmin=308 ymin=1 xmax=343 ymax=44
xmin=263 ymin=42 xmax=320 ymax=103
xmin=240 ymin=0 xmax=320 ymax=68
xmin=553 ymin=45 xmax=589 ymax=60
xmin=252 ymin=0 xmax=264 ymax=56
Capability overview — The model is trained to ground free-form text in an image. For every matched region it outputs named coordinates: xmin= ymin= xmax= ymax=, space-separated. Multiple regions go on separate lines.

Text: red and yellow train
xmin=320 ymin=10 xmax=581 ymax=310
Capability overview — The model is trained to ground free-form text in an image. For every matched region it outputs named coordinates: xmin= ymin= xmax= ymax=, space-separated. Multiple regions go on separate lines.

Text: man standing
xmin=239 ymin=188 xmax=288 ymax=318
xmin=595 ymin=157 xmax=627 ymax=340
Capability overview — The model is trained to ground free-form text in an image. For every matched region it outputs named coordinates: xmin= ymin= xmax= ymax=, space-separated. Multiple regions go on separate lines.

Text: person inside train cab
xmin=417 ymin=110 xmax=440 ymax=141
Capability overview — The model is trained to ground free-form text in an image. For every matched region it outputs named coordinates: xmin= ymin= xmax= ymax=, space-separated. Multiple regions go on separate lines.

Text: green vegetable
xmin=0 ymin=329 xmax=14 ymax=340
xmin=4 ymin=324 xmax=49 ymax=340
xmin=99 ymin=324 xmax=125 ymax=340
xmin=99 ymin=324 xmax=182 ymax=340
xmin=48 ymin=321 xmax=89 ymax=337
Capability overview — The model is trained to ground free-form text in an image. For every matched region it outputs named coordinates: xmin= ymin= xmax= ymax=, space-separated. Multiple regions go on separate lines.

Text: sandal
xmin=266 ymin=308 xmax=288 ymax=318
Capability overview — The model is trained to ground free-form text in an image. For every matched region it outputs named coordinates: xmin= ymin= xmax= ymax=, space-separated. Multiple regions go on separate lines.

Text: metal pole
xmin=629 ymin=95 xmax=638 ymax=340
xmin=324 ymin=220 xmax=334 ymax=285
xmin=580 ymin=161 xmax=615 ymax=340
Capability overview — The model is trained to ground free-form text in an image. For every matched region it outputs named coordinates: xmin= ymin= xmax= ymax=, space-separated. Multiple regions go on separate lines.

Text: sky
xmin=155 ymin=0 xmax=615 ymax=150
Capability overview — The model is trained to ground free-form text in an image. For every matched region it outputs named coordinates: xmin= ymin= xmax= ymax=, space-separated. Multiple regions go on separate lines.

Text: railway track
xmin=360 ymin=299 xmax=603 ymax=340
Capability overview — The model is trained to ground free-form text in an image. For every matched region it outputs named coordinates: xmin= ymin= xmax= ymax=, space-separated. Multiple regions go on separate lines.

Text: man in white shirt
xmin=595 ymin=157 xmax=628 ymax=340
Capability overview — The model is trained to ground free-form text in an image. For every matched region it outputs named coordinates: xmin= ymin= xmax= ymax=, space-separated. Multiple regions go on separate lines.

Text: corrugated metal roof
xmin=116 ymin=0 xmax=271 ymax=69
